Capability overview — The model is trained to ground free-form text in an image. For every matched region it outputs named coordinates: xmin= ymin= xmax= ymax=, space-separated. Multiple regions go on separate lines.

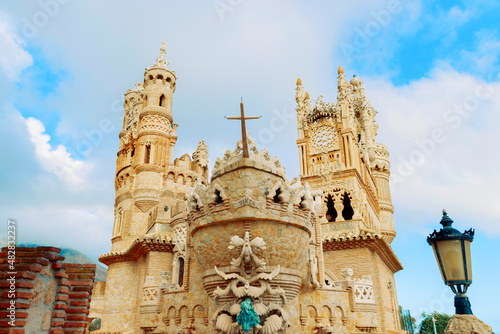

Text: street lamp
xmin=427 ymin=210 xmax=475 ymax=315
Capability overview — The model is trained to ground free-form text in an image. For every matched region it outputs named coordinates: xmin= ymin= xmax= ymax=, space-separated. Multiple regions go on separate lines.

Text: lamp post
xmin=427 ymin=210 xmax=475 ymax=315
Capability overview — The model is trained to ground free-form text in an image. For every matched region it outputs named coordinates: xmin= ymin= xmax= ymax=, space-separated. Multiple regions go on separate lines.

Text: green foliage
xmin=419 ymin=312 xmax=452 ymax=334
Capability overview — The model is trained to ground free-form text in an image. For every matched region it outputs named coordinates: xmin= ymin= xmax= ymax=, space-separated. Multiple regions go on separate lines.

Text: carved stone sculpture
xmin=211 ymin=232 xmax=289 ymax=334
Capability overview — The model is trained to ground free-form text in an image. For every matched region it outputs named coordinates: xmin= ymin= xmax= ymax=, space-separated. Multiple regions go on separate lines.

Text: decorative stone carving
xmin=309 ymin=249 xmax=320 ymax=288
xmin=134 ymin=80 xmax=144 ymax=93
xmin=305 ymin=95 xmax=337 ymax=124
xmin=310 ymin=125 xmax=338 ymax=153
xmin=340 ymin=268 xmax=353 ymax=281
xmin=155 ymin=39 xmax=169 ymax=69
xmin=142 ymin=276 xmax=159 ymax=305
xmin=323 ymin=273 xmax=341 ymax=290
xmin=212 ymin=135 xmax=286 ymax=178
xmin=232 ymin=196 xmax=263 ymax=210
xmin=140 ymin=114 xmax=171 ymax=134
xmin=314 ymin=322 xmax=348 ymax=334
xmin=187 ymin=192 xmax=203 ymax=212
xmin=173 ymin=225 xmax=187 ymax=253
xmin=160 ymin=271 xmax=172 ymax=283
xmin=135 ymin=199 xmax=159 ymax=213
xmin=352 ymin=276 xmax=375 ymax=304
xmin=192 ymin=140 xmax=209 ymax=168
xmin=211 ymin=232 xmax=290 ymax=334
xmin=311 ymin=190 xmax=323 ymax=214
xmin=171 ymin=123 xmax=179 ymax=135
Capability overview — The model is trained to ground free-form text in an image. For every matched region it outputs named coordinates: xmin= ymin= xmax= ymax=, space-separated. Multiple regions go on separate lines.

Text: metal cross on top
xmin=225 ymin=99 xmax=261 ymax=158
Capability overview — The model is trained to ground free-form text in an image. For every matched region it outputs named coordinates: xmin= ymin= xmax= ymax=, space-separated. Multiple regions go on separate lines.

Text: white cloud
xmin=364 ymin=66 xmax=500 ymax=235
xmin=458 ymin=29 xmax=500 ymax=77
xmin=25 ymin=116 xmax=91 ymax=186
xmin=8 ymin=204 xmax=112 ymax=262
xmin=0 ymin=19 xmax=32 ymax=81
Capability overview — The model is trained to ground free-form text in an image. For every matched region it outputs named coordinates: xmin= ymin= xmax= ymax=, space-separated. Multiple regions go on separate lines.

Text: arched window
xmin=177 ymin=257 xmax=185 ymax=287
xmin=299 ymin=195 xmax=307 ymax=210
xmin=144 ymin=144 xmax=151 ymax=164
xmin=342 ymin=192 xmax=354 ymax=220
xmin=159 ymin=94 xmax=166 ymax=107
xmin=214 ymin=189 xmax=223 ymax=204
xmin=325 ymin=195 xmax=337 ymax=222
xmin=273 ymin=188 xmax=283 ymax=203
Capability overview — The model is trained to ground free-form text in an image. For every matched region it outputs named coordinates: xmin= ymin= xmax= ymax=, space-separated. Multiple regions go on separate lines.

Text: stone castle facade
xmin=89 ymin=42 xmax=403 ymax=334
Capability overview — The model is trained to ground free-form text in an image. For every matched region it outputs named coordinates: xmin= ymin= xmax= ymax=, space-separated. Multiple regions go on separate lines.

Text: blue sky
xmin=0 ymin=0 xmax=499 ymax=329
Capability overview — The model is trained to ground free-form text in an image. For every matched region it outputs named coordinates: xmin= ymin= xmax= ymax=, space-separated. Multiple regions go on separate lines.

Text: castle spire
xmin=154 ymin=39 xmax=169 ymax=68
xmin=337 ymin=65 xmax=350 ymax=102
xmin=296 ymin=77 xmax=304 ymax=109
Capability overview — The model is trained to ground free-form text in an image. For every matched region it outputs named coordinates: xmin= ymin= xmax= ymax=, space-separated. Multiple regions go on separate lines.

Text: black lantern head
xmin=427 ymin=210 xmax=474 ymax=292
xmin=427 ymin=210 xmax=475 ymax=315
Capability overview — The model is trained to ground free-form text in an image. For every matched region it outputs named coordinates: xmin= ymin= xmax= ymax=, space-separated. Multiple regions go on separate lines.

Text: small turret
xmin=295 ymin=77 xmax=304 ymax=108
xmin=142 ymin=40 xmax=177 ymax=120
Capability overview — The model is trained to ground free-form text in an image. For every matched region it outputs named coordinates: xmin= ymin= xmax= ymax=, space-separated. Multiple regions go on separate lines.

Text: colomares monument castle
xmin=89 ymin=41 xmax=404 ymax=334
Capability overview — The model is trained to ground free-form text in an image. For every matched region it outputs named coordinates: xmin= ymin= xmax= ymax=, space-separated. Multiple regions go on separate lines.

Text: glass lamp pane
xmin=436 ymin=240 xmax=465 ymax=282
xmin=464 ymin=240 xmax=473 ymax=282
xmin=432 ymin=245 xmax=446 ymax=282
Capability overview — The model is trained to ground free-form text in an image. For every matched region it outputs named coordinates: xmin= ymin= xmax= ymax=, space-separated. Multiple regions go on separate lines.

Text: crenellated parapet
xmin=212 ymin=135 xmax=286 ymax=179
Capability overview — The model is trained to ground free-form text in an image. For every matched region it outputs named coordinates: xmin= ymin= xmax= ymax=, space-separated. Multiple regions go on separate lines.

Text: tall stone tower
xmin=113 ymin=40 xmax=209 ymax=251
xmin=295 ymin=66 xmax=402 ymax=330
xmin=90 ymin=41 xmax=209 ymax=330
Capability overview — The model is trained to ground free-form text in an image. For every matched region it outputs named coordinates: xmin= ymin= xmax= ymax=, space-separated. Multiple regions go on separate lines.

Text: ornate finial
xmin=440 ymin=210 xmax=454 ymax=228
xmin=296 ymin=77 xmax=302 ymax=85
xmin=160 ymin=39 xmax=166 ymax=53
xmin=305 ymin=91 xmax=310 ymax=100
xmin=154 ymin=39 xmax=168 ymax=68
xmin=338 ymin=65 xmax=344 ymax=74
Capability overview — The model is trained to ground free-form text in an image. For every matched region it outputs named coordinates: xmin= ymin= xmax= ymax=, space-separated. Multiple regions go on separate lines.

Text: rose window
xmin=311 ymin=126 xmax=337 ymax=151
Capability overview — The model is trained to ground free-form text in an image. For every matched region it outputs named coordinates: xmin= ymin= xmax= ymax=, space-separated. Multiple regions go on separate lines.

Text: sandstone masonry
xmin=89 ymin=42 xmax=404 ymax=334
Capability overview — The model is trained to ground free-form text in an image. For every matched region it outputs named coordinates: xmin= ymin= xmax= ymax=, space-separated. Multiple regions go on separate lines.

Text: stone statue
xmin=309 ymin=249 xmax=320 ymax=288
xmin=236 ymin=298 xmax=261 ymax=332
xmin=155 ymin=40 xmax=169 ymax=68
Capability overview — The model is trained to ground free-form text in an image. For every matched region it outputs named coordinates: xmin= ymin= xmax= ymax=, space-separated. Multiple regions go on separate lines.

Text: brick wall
xmin=0 ymin=247 xmax=96 ymax=334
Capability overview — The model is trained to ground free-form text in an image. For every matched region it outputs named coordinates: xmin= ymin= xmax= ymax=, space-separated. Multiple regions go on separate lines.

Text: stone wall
xmin=0 ymin=246 xmax=96 ymax=334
